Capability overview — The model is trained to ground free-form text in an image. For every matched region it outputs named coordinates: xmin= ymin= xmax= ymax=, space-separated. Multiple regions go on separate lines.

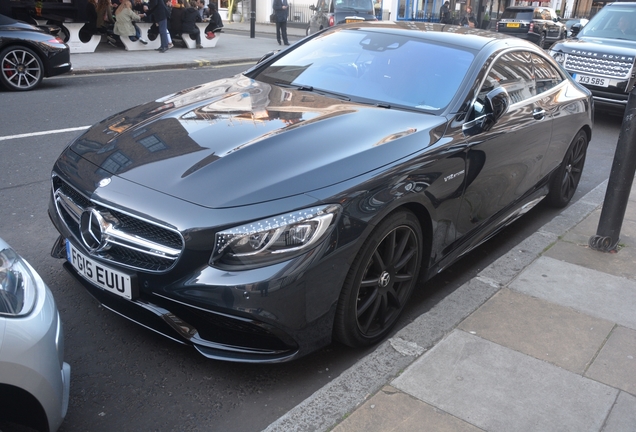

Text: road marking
xmin=0 ymin=126 xmax=90 ymax=142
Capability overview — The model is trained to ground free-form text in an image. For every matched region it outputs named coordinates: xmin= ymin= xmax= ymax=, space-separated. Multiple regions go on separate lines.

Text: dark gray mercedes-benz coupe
xmin=48 ymin=22 xmax=593 ymax=363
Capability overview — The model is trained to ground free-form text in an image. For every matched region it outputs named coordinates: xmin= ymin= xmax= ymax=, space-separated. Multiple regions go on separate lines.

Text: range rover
xmin=549 ymin=2 xmax=636 ymax=110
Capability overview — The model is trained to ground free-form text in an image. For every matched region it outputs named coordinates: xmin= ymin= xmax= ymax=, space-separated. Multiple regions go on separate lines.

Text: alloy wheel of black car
xmin=0 ymin=46 xmax=44 ymax=91
xmin=547 ymin=130 xmax=588 ymax=208
xmin=334 ymin=210 xmax=422 ymax=347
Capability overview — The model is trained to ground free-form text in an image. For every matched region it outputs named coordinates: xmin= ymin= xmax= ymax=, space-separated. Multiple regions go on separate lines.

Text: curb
xmin=264 ymin=179 xmax=609 ymax=432
xmin=68 ymin=57 xmax=263 ymax=76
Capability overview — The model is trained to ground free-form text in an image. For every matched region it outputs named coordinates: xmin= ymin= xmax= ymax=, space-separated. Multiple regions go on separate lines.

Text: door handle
xmin=533 ymin=108 xmax=545 ymax=120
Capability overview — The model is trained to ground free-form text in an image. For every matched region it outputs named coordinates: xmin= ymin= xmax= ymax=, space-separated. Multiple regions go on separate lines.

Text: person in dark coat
xmin=182 ymin=0 xmax=202 ymax=48
xmin=439 ymin=1 xmax=451 ymax=24
xmin=149 ymin=0 xmax=170 ymax=52
xmin=272 ymin=0 xmax=289 ymax=46
xmin=80 ymin=0 xmax=99 ymax=42
xmin=204 ymin=3 xmax=223 ymax=39
xmin=169 ymin=0 xmax=185 ymax=37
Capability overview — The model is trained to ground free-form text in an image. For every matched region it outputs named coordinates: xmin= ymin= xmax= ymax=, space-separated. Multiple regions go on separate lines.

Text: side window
xmin=533 ymin=53 xmax=564 ymax=94
xmin=477 ymin=51 xmax=535 ymax=106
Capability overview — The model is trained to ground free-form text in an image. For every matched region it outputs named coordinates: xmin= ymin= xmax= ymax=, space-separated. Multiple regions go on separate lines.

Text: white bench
xmin=63 ymin=22 xmax=101 ymax=54
xmin=180 ymin=22 xmax=220 ymax=48
xmin=119 ymin=22 xmax=161 ymax=51
xmin=196 ymin=22 xmax=221 ymax=48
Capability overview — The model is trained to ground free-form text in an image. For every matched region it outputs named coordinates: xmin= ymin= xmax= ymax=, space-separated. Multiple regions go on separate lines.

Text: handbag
xmin=270 ymin=12 xmax=276 ymax=23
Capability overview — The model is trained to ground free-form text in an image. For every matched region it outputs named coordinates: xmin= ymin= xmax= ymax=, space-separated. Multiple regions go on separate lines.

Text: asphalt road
xmin=0 ymin=67 xmax=623 ymax=432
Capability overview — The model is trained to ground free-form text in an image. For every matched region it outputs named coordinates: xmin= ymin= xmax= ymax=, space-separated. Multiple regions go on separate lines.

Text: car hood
xmin=68 ymin=76 xmax=447 ymax=208
xmin=553 ymin=36 xmax=636 ymax=56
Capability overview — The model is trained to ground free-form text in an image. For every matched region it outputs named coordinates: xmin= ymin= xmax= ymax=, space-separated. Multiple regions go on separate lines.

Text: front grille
xmin=564 ymin=53 xmax=633 ymax=79
xmin=53 ymin=175 xmax=184 ymax=272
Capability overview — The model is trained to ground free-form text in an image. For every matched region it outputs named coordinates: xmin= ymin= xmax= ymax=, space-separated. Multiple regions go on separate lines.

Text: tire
xmin=0 ymin=46 xmax=44 ymax=91
xmin=547 ymin=130 xmax=588 ymax=208
xmin=334 ymin=210 xmax=423 ymax=347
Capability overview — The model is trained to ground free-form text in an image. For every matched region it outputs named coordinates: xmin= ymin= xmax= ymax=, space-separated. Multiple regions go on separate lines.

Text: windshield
xmin=252 ymin=29 xmax=475 ymax=112
xmin=578 ymin=5 xmax=636 ymax=41
xmin=332 ymin=0 xmax=374 ymax=13
xmin=501 ymin=10 xmax=533 ymax=20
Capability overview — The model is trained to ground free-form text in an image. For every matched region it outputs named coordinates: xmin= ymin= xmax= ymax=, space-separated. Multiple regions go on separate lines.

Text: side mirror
xmin=309 ymin=4 xmax=316 ymax=11
xmin=571 ymin=22 xmax=582 ymax=36
xmin=462 ymin=87 xmax=510 ymax=136
xmin=486 ymin=87 xmax=509 ymax=122
xmin=256 ymin=50 xmax=277 ymax=65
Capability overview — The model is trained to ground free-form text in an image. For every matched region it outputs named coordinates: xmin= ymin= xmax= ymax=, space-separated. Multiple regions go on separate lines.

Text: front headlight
xmin=550 ymin=51 xmax=565 ymax=65
xmin=0 ymin=247 xmax=37 ymax=317
xmin=210 ymin=204 xmax=341 ymax=269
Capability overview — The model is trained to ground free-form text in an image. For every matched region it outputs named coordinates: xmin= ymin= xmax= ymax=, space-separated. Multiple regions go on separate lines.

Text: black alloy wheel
xmin=334 ymin=210 xmax=423 ymax=347
xmin=0 ymin=46 xmax=44 ymax=91
xmin=547 ymin=130 xmax=588 ymax=208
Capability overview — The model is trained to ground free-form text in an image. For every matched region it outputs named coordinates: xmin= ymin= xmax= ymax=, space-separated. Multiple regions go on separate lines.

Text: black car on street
xmin=48 ymin=23 xmax=592 ymax=363
xmin=496 ymin=6 xmax=566 ymax=48
xmin=307 ymin=0 xmax=377 ymax=35
xmin=0 ymin=14 xmax=71 ymax=91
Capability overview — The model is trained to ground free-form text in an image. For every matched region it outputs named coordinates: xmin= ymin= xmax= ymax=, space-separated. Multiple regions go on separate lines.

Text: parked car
xmin=307 ymin=0 xmax=377 ymax=35
xmin=564 ymin=17 xmax=589 ymax=37
xmin=550 ymin=2 xmax=636 ymax=111
xmin=0 ymin=14 xmax=71 ymax=91
xmin=496 ymin=6 xmax=566 ymax=48
xmin=48 ymin=22 xmax=592 ymax=363
xmin=0 ymin=238 xmax=71 ymax=431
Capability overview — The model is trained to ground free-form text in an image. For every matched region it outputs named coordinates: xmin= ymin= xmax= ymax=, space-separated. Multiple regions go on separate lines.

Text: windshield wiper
xmin=276 ymin=82 xmax=351 ymax=101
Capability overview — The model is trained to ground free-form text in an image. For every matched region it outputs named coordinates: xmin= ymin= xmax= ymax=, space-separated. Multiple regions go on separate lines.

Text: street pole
xmin=250 ymin=0 xmax=256 ymax=38
xmin=589 ymin=85 xmax=636 ymax=252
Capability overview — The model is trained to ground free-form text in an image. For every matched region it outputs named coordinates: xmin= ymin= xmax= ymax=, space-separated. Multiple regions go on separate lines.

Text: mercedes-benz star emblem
xmin=80 ymin=208 xmax=109 ymax=252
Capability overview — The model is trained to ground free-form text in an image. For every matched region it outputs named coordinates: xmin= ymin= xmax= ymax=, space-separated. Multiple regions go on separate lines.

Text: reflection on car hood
xmin=69 ymin=75 xmax=446 ymax=208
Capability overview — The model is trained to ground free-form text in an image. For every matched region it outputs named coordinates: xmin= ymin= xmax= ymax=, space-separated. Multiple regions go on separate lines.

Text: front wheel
xmin=334 ymin=210 xmax=423 ymax=347
xmin=547 ymin=130 xmax=588 ymax=208
xmin=0 ymin=46 xmax=44 ymax=91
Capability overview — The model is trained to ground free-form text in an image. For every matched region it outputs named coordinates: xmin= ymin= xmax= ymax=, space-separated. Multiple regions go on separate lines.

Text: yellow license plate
xmin=346 ymin=19 xmax=363 ymax=23
xmin=506 ymin=23 xmax=520 ymax=28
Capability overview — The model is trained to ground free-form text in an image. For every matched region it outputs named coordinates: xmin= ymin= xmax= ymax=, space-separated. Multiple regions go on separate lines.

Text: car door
xmin=309 ymin=0 xmax=328 ymax=34
xmin=543 ymin=8 xmax=561 ymax=40
xmin=455 ymin=50 xmax=553 ymax=244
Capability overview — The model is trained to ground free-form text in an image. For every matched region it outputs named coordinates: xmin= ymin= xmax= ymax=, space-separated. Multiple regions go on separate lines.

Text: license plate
xmin=506 ymin=22 xmax=520 ymax=28
xmin=574 ymin=74 xmax=609 ymax=87
xmin=66 ymin=240 xmax=135 ymax=300
xmin=346 ymin=18 xmax=363 ymax=23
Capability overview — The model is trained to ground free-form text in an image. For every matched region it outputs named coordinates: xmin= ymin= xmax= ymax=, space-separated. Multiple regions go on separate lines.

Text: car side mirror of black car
xmin=309 ymin=4 xmax=316 ymax=11
xmin=256 ymin=50 xmax=278 ymax=65
xmin=463 ymin=87 xmax=510 ymax=136
xmin=570 ymin=23 xmax=582 ymax=36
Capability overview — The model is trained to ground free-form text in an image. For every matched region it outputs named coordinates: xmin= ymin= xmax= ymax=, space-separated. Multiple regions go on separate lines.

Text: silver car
xmin=0 ymin=238 xmax=70 ymax=431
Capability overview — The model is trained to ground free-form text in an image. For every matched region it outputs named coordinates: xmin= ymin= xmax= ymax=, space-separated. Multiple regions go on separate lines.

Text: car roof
xmin=337 ymin=21 xmax=540 ymax=51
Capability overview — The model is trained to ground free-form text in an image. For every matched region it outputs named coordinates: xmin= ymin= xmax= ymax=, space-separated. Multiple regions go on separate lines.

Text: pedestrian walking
xmin=273 ymin=0 xmax=290 ymax=46
xmin=460 ymin=5 xmax=476 ymax=27
xmin=149 ymin=0 xmax=171 ymax=52
xmin=439 ymin=1 xmax=451 ymax=24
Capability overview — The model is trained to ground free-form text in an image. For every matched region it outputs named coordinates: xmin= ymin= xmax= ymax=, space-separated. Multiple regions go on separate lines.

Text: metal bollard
xmin=589 ymin=86 xmax=636 ymax=252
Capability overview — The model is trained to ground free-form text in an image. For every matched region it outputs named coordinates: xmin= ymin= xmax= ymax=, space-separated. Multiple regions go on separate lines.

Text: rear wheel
xmin=0 ymin=46 xmax=44 ymax=91
xmin=334 ymin=210 xmax=423 ymax=347
xmin=547 ymin=130 xmax=588 ymax=208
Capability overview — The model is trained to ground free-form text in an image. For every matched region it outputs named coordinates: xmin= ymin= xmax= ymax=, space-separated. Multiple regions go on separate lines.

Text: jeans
xmin=158 ymin=18 xmax=169 ymax=48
